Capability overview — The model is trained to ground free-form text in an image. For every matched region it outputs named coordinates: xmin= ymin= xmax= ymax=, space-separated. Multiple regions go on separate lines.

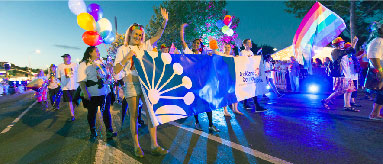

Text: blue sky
xmin=0 ymin=1 xmax=301 ymax=69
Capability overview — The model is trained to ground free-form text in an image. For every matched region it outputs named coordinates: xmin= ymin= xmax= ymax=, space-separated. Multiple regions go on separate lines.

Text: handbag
xmin=364 ymin=64 xmax=382 ymax=90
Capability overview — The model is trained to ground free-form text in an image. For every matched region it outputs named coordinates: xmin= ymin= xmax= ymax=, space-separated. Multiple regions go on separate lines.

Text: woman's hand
xmin=161 ymin=8 xmax=168 ymax=22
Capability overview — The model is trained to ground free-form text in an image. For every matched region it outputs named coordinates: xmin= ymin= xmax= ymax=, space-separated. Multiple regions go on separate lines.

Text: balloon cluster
xmin=68 ymin=0 xmax=115 ymax=46
xmin=216 ymin=15 xmax=234 ymax=36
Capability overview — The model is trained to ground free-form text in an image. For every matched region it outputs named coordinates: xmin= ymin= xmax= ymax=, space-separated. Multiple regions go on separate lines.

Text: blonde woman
xmin=113 ymin=8 xmax=169 ymax=158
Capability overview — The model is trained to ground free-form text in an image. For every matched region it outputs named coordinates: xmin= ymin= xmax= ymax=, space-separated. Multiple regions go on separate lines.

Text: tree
xmin=285 ymin=0 xmax=383 ymax=48
xmin=146 ymin=0 xmax=240 ymax=50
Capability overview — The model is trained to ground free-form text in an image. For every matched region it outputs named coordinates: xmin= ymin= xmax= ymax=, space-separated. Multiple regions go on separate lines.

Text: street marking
xmin=95 ymin=140 xmax=141 ymax=164
xmin=1 ymin=101 xmax=37 ymax=134
xmin=169 ymin=122 xmax=293 ymax=164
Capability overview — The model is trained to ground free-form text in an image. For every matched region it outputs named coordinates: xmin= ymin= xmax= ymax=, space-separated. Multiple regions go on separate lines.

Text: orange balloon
xmin=82 ymin=31 xmax=100 ymax=46
xmin=209 ymin=39 xmax=218 ymax=50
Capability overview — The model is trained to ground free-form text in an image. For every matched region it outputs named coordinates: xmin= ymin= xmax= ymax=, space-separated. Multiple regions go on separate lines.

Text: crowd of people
xmin=16 ymin=8 xmax=383 ymax=158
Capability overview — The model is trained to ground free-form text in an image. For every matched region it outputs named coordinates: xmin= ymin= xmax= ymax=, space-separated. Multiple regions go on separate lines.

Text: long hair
xmin=124 ymin=23 xmax=145 ymax=46
xmin=81 ymin=46 xmax=96 ymax=64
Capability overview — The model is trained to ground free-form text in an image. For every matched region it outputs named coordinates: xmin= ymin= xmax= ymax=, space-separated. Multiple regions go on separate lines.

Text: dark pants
xmin=48 ymin=87 xmax=61 ymax=108
xmin=243 ymin=96 xmax=261 ymax=109
xmin=84 ymin=93 xmax=113 ymax=132
xmin=351 ymin=80 xmax=358 ymax=98
xmin=375 ymin=92 xmax=383 ymax=105
xmin=195 ymin=111 xmax=213 ymax=127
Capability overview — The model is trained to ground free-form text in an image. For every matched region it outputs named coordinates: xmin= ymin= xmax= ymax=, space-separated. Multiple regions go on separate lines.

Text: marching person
xmin=57 ymin=54 xmax=79 ymax=121
xmin=113 ymin=8 xmax=169 ymax=158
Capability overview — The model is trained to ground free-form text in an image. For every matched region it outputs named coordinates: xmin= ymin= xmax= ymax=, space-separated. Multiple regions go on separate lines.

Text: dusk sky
xmin=0 ymin=1 xmax=301 ymax=69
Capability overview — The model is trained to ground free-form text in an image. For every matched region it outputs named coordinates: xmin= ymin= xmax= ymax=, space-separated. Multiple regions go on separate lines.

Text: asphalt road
xmin=0 ymin=90 xmax=382 ymax=164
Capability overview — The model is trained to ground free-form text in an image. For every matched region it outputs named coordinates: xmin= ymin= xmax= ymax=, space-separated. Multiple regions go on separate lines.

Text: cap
xmin=344 ymin=42 xmax=352 ymax=48
xmin=160 ymin=44 xmax=168 ymax=49
xmin=50 ymin=64 xmax=56 ymax=68
xmin=61 ymin=54 xmax=71 ymax=58
xmin=332 ymin=37 xmax=345 ymax=45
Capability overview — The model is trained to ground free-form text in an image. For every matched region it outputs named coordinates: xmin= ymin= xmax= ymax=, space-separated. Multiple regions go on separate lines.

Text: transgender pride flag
xmin=293 ymin=2 xmax=346 ymax=72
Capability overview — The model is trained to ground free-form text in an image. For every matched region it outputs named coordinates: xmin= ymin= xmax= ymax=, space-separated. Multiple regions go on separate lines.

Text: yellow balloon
xmin=77 ymin=13 xmax=96 ymax=31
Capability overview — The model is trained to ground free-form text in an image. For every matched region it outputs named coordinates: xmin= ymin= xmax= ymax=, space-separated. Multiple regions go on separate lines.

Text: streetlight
xmin=273 ymin=48 xmax=277 ymax=51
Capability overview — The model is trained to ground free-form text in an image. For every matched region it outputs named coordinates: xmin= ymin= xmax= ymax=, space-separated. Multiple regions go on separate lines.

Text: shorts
xmin=333 ymin=77 xmax=355 ymax=94
xmin=114 ymin=79 xmax=124 ymax=87
xmin=63 ymin=90 xmax=76 ymax=102
xmin=123 ymin=83 xmax=142 ymax=98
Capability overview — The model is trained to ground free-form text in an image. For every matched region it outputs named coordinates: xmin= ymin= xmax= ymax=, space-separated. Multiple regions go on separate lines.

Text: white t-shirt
xmin=57 ymin=63 xmax=79 ymax=90
xmin=77 ymin=61 xmax=111 ymax=97
xmin=183 ymin=47 xmax=201 ymax=54
xmin=240 ymin=49 xmax=254 ymax=57
xmin=367 ymin=37 xmax=383 ymax=67
xmin=114 ymin=40 xmax=153 ymax=77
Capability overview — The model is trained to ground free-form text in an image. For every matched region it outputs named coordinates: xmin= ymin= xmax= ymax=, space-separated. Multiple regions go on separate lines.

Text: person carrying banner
xmin=113 ymin=8 xmax=169 ymax=158
xmin=240 ymin=39 xmax=268 ymax=112
xmin=180 ymin=23 xmax=221 ymax=132
xmin=212 ymin=42 xmax=243 ymax=116
xmin=57 ymin=54 xmax=79 ymax=121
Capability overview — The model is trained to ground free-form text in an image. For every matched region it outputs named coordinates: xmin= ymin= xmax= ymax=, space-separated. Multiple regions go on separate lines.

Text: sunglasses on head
xmin=130 ymin=23 xmax=144 ymax=31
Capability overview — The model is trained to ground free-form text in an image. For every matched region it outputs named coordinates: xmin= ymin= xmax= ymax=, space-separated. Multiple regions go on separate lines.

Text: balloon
xmin=68 ymin=0 xmax=87 ymax=15
xmin=96 ymin=35 xmax=103 ymax=45
xmin=227 ymin=29 xmax=234 ymax=36
xmin=216 ymin=20 xmax=224 ymax=29
xmin=96 ymin=18 xmax=112 ymax=33
xmin=87 ymin=3 xmax=103 ymax=21
xmin=209 ymin=39 xmax=218 ymax=50
xmin=77 ymin=13 xmax=96 ymax=31
xmin=221 ymin=26 xmax=229 ymax=33
xmin=100 ymin=30 xmax=111 ymax=39
xmin=82 ymin=31 xmax=101 ymax=46
xmin=223 ymin=17 xmax=232 ymax=26
xmin=103 ymin=31 xmax=115 ymax=44
xmin=224 ymin=15 xmax=232 ymax=20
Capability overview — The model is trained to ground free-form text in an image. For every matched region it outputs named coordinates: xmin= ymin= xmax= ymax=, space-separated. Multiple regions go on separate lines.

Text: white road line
xmin=169 ymin=122 xmax=293 ymax=164
xmin=95 ymin=140 xmax=141 ymax=164
xmin=1 ymin=101 xmax=37 ymax=134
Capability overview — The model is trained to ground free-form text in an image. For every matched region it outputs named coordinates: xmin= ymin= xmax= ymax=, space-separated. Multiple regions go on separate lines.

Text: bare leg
xmin=69 ymin=102 xmax=75 ymax=117
xmin=371 ymin=103 xmax=383 ymax=116
xmin=126 ymin=96 xmax=140 ymax=148
xmin=223 ymin=106 xmax=231 ymax=116
xmin=139 ymin=95 xmax=159 ymax=148
xmin=232 ymin=102 xmax=243 ymax=115
xmin=344 ymin=92 xmax=352 ymax=107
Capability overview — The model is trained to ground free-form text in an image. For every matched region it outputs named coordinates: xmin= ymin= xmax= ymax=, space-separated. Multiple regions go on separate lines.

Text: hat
xmin=332 ymin=37 xmax=345 ymax=45
xmin=50 ymin=64 xmax=56 ymax=68
xmin=160 ymin=44 xmax=168 ymax=49
xmin=61 ymin=54 xmax=70 ymax=57
xmin=344 ymin=42 xmax=352 ymax=48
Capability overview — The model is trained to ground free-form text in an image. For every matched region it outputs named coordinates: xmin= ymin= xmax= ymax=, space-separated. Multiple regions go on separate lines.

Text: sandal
xmin=234 ymin=111 xmax=244 ymax=115
xmin=369 ymin=114 xmax=383 ymax=120
xmin=344 ymin=107 xmax=360 ymax=112
xmin=321 ymin=99 xmax=330 ymax=110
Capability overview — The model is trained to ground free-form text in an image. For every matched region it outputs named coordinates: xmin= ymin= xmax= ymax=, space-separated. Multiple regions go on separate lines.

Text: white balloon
xmin=96 ymin=18 xmax=112 ymax=33
xmin=68 ymin=0 xmax=87 ymax=15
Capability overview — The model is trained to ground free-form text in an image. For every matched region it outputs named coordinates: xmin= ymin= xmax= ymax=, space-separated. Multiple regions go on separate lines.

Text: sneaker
xmin=350 ymin=103 xmax=362 ymax=107
xmin=138 ymin=119 xmax=145 ymax=125
xmin=134 ymin=147 xmax=144 ymax=158
xmin=321 ymin=99 xmax=330 ymax=110
xmin=71 ymin=116 xmax=75 ymax=121
xmin=195 ymin=123 xmax=202 ymax=131
xmin=243 ymin=105 xmax=252 ymax=110
xmin=255 ymin=106 xmax=268 ymax=112
xmin=151 ymin=146 xmax=168 ymax=156
xmin=106 ymin=131 xmax=117 ymax=139
xmin=90 ymin=131 xmax=97 ymax=140
xmin=208 ymin=125 xmax=220 ymax=132
xmin=277 ymin=94 xmax=284 ymax=98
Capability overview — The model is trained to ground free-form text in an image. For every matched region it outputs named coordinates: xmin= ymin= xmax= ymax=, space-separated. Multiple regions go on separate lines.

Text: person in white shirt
xmin=212 ymin=43 xmax=243 ymax=117
xmin=180 ymin=22 xmax=220 ymax=132
xmin=57 ymin=54 xmax=79 ymax=121
xmin=240 ymin=39 xmax=268 ymax=113
xmin=78 ymin=46 xmax=117 ymax=140
xmin=113 ymin=8 xmax=169 ymax=158
xmin=366 ymin=21 xmax=383 ymax=120
xmin=47 ymin=64 xmax=61 ymax=110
